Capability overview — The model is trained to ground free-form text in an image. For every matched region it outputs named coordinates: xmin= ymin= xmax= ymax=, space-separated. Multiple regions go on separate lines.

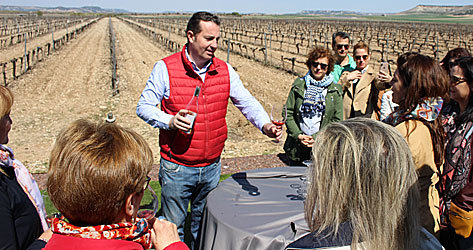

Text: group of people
xmin=283 ymin=29 xmax=473 ymax=249
xmin=2 ymin=10 xmax=473 ymax=250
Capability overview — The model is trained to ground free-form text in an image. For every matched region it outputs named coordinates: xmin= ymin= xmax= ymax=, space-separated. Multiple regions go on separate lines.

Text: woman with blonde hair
xmin=286 ymin=118 xmax=442 ymax=249
xmin=0 ymin=85 xmax=50 ymax=249
xmin=43 ymin=119 xmax=188 ymax=250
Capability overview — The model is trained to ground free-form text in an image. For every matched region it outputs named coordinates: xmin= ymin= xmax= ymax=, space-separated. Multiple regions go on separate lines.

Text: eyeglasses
xmin=450 ymin=76 xmax=467 ymax=86
xmin=336 ymin=44 xmax=349 ymax=50
xmin=137 ymin=176 xmax=158 ymax=220
xmin=311 ymin=62 xmax=328 ymax=70
xmin=355 ymin=55 xmax=369 ymax=61
xmin=143 ymin=176 xmax=151 ymax=190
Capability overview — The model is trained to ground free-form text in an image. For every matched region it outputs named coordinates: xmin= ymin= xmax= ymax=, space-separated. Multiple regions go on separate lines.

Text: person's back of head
xmin=306 ymin=118 xmax=420 ymax=249
xmin=47 ymin=119 xmax=153 ymax=226
xmin=396 ymin=53 xmax=449 ymax=111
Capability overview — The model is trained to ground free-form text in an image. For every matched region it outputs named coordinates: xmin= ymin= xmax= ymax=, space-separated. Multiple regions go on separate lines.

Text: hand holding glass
xmin=270 ymin=104 xmax=287 ymax=126
xmin=270 ymin=104 xmax=287 ymax=143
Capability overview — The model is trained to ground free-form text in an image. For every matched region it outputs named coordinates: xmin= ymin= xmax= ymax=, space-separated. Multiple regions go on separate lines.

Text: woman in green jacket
xmin=284 ymin=46 xmax=343 ymax=164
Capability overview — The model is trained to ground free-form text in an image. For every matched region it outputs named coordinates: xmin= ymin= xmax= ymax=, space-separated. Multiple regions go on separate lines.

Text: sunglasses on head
xmin=336 ymin=44 xmax=349 ymax=50
xmin=312 ymin=62 xmax=328 ymax=70
xmin=355 ymin=55 xmax=369 ymax=60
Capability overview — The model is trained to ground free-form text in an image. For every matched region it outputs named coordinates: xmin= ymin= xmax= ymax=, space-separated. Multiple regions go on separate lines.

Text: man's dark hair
xmin=332 ymin=32 xmax=350 ymax=46
xmin=186 ymin=11 xmax=220 ymax=35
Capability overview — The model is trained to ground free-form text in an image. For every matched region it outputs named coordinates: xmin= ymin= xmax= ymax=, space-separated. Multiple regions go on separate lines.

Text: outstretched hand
xmin=263 ymin=123 xmax=283 ymax=142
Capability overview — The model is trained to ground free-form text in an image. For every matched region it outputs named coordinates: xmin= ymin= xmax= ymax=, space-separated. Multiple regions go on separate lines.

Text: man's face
xmin=354 ymin=48 xmax=370 ymax=70
xmin=187 ymin=21 xmax=220 ymax=65
xmin=333 ymin=36 xmax=350 ymax=58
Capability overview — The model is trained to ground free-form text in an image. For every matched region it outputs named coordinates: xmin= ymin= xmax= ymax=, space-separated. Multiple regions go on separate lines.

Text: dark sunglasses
xmin=450 ymin=76 xmax=467 ymax=86
xmin=336 ymin=44 xmax=349 ymax=50
xmin=311 ymin=62 xmax=328 ymax=70
xmin=449 ymin=62 xmax=460 ymax=70
xmin=355 ymin=55 xmax=369 ymax=60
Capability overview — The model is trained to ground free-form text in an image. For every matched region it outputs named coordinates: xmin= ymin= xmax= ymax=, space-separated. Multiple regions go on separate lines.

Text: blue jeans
xmin=159 ymin=158 xmax=221 ymax=249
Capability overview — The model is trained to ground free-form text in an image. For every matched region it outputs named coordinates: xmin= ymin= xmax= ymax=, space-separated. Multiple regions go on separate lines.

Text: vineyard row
xmin=0 ymin=16 xmax=96 ymax=49
xmin=124 ymin=15 xmax=473 ymax=75
xmin=0 ymin=18 xmax=99 ymax=86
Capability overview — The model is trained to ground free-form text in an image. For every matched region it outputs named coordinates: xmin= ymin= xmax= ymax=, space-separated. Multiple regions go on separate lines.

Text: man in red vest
xmin=136 ymin=11 xmax=282 ymax=248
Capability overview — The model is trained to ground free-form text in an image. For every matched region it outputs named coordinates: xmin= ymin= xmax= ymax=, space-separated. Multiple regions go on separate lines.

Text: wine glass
xmin=137 ymin=181 xmax=159 ymax=221
xmin=270 ymin=104 xmax=287 ymax=143
xmin=302 ymin=160 xmax=312 ymax=168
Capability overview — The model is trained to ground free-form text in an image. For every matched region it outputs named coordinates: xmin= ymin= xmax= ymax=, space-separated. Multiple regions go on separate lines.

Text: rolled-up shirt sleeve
xmin=228 ymin=63 xmax=271 ymax=132
xmin=136 ymin=61 xmax=174 ymax=129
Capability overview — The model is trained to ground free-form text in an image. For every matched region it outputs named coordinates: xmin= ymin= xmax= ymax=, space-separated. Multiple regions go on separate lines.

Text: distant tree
xmin=231 ymin=12 xmax=241 ymax=17
xmin=36 ymin=10 xmax=43 ymax=17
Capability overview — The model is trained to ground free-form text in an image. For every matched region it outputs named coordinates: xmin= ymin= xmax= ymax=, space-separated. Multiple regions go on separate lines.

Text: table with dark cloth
xmin=199 ymin=166 xmax=310 ymax=250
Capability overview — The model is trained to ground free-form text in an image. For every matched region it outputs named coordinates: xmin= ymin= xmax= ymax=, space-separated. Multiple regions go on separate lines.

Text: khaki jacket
xmin=396 ymin=120 xmax=441 ymax=235
xmin=339 ymin=66 xmax=388 ymax=120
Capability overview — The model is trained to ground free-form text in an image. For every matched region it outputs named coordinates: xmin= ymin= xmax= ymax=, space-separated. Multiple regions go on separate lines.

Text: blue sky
xmin=1 ymin=0 xmax=472 ymax=14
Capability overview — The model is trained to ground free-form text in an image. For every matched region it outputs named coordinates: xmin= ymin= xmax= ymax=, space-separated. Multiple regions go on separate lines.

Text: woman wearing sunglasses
xmin=440 ymin=48 xmax=471 ymax=75
xmin=284 ymin=46 xmax=343 ymax=165
xmin=439 ymin=56 xmax=473 ymax=249
xmin=385 ymin=53 xmax=449 ymax=237
xmin=43 ymin=120 xmax=188 ymax=250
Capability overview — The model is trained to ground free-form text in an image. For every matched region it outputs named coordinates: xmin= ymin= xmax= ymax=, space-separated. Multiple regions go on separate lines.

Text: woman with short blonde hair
xmin=47 ymin=119 xmax=153 ymax=225
xmin=44 ymin=119 xmax=188 ymax=250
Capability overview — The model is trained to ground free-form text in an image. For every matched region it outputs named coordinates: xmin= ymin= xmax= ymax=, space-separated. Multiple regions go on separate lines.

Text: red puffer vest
xmin=160 ymin=47 xmax=230 ymax=167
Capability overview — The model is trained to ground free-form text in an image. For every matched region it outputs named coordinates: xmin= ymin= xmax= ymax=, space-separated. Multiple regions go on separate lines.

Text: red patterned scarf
xmin=50 ymin=217 xmax=152 ymax=249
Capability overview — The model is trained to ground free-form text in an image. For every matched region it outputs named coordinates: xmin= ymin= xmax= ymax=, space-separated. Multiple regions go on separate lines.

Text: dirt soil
xmin=7 ymin=17 xmax=295 ymax=182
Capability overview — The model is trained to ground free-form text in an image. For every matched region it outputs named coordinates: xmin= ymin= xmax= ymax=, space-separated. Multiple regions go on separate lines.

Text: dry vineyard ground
xmin=7 ymin=17 xmax=292 ymax=174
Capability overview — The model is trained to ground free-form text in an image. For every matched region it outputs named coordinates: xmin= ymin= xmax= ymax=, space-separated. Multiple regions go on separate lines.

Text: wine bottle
xmin=184 ymin=86 xmax=201 ymax=134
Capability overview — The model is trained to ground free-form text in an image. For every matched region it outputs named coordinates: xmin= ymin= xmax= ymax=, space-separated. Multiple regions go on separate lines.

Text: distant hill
xmin=299 ymin=10 xmax=379 ymax=16
xmin=300 ymin=10 xmax=358 ymax=15
xmin=400 ymin=5 xmax=473 ymax=15
xmin=0 ymin=5 xmax=130 ymax=14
